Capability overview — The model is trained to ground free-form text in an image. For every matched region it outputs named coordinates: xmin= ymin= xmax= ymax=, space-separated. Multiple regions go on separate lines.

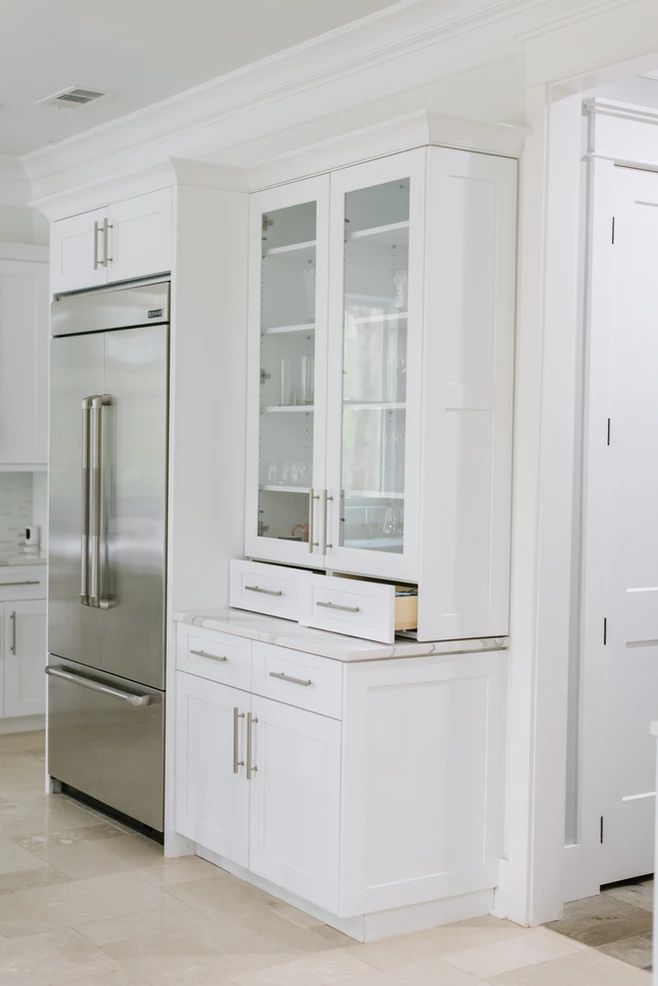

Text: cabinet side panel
xmin=418 ymin=148 xmax=516 ymax=641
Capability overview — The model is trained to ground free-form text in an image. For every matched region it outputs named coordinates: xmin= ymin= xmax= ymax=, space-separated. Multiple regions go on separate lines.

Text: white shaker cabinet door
xmin=248 ymin=695 xmax=341 ymax=913
xmin=51 ymin=208 xmax=107 ymax=294
xmin=174 ymin=672 xmax=250 ymax=867
xmin=3 ymin=599 xmax=47 ymax=718
xmin=0 ymin=258 xmax=49 ymax=464
xmin=106 ymin=189 xmax=172 ymax=285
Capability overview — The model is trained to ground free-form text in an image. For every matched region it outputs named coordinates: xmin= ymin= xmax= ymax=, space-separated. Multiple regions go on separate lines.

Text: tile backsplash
xmin=0 ymin=473 xmax=33 ymax=554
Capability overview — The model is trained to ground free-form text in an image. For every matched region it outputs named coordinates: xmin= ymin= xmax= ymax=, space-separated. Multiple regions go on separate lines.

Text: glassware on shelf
xmin=392 ymin=267 xmax=408 ymax=311
xmin=300 ymin=354 xmax=314 ymax=405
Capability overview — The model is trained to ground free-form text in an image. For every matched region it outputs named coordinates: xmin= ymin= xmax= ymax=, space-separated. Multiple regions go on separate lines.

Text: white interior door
xmin=599 ymin=164 xmax=658 ymax=884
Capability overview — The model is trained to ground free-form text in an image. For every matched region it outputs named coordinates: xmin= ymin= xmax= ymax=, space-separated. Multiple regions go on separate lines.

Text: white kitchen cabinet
xmin=174 ymin=671 xmax=250 ymax=867
xmin=249 ymin=694 xmax=341 ymax=912
xmin=51 ymin=189 xmax=172 ymax=294
xmin=244 ymin=146 xmax=516 ymax=628
xmin=2 ymin=599 xmax=47 ymax=718
xmin=0 ymin=254 xmax=49 ymax=465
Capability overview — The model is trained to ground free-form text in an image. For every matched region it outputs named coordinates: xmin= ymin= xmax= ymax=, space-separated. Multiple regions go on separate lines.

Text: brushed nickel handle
xmin=46 ymin=666 xmax=150 ymax=706
xmin=316 ymin=600 xmax=360 ymax=614
xmin=103 ymin=219 xmax=113 ymax=265
xmin=322 ymin=490 xmax=334 ymax=552
xmin=190 ymin=648 xmax=228 ymax=663
xmin=246 ymin=712 xmax=258 ymax=779
xmin=90 ymin=395 xmax=113 ymax=610
xmin=308 ymin=490 xmax=320 ymax=552
xmin=10 ymin=611 xmax=16 ymax=655
xmin=1 ymin=581 xmax=40 ymax=588
xmin=80 ymin=397 xmax=93 ymax=605
xmin=245 ymin=585 xmax=283 ymax=597
xmin=233 ymin=707 xmax=245 ymax=774
xmin=93 ymin=221 xmax=102 ymax=269
xmin=269 ymin=671 xmax=312 ymax=687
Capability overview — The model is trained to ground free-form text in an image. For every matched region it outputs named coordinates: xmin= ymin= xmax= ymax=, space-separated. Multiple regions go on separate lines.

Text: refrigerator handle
xmin=80 ymin=398 xmax=93 ymax=606
xmin=90 ymin=395 xmax=114 ymax=610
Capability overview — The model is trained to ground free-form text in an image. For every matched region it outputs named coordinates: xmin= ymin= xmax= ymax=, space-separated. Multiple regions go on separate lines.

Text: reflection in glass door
xmin=257 ymin=201 xmax=317 ymax=548
xmin=339 ymin=178 xmax=410 ymax=555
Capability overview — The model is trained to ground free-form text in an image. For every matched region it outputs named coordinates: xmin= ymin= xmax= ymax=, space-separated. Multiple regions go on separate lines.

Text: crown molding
xmin=21 ymin=0 xmax=625 ymax=209
xmin=0 ymin=240 xmax=49 ymax=263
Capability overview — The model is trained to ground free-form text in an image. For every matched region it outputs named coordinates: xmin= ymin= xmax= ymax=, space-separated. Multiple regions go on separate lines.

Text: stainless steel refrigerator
xmin=47 ymin=279 xmax=169 ymax=832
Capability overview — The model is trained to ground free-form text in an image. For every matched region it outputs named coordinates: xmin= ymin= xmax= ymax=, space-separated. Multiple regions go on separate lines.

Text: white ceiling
xmin=0 ymin=0 xmax=403 ymax=157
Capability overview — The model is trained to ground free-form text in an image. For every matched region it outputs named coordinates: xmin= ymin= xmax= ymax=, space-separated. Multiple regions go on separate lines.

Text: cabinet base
xmin=195 ymin=845 xmax=494 ymax=943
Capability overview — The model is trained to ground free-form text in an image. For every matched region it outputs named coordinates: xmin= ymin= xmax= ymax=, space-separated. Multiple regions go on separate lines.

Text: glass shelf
xmin=348 ymin=220 xmax=409 ymax=243
xmin=265 ymin=240 xmax=316 ymax=260
xmin=262 ymin=322 xmax=315 ymax=336
xmin=351 ymin=312 xmax=407 ymax=326
xmin=344 ymin=401 xmax=405 ymax=411
xmin=260 ymin=485 xmax=311 ymax=494
xmin=262 ymin=405 xmax=315 ymax=413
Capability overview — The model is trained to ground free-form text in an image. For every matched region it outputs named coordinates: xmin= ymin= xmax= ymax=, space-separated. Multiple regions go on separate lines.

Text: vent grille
xmin=38 ymin=87 xmax=108 ymax=108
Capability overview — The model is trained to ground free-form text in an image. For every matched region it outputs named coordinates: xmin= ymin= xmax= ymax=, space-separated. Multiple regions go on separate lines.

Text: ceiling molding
xmin=22 ymin=0 xmax=632 ymax=207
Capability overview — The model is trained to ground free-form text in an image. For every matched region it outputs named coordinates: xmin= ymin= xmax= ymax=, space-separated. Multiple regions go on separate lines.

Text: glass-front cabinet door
xmin=244 ymin=177 xmax=329 ymax=566
xmin=324 ymin=151 xmax=424 ymax=581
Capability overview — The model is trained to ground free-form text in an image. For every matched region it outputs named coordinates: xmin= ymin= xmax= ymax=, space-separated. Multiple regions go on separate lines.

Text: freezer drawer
xmin=47 ymin=656 xmax=164 ymax=831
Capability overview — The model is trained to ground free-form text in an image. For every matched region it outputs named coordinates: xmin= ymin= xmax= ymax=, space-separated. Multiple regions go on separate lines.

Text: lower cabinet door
xmin=175 ymin=672 xmax=249 ymax=867
xmin=3 ymin=599 xmax=46 ymax=717
xmin=248 ymin=695 xmax=341 ymax=912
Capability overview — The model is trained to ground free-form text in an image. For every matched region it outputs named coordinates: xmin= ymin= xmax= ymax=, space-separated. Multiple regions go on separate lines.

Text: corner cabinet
xmin=244 ymin=146 xmax=517 ymax=631
xmin=0 ymin=569 xmax=47 ymax=721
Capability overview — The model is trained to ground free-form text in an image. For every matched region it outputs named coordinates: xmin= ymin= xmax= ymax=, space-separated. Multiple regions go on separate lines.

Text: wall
xmin=0 ymin=473 xmax=33 ymax=555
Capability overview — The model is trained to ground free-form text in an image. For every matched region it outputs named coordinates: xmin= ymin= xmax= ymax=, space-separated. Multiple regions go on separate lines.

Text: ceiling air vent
xmin=38 ymin=87 xmax=109 ymax=108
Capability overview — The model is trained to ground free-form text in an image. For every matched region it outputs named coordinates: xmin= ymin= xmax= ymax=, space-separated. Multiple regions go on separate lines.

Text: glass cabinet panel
xmin=339 ymin=178 xmax=410 ymax=554
xmin=257 ymin=201 xmax=317 ymax=547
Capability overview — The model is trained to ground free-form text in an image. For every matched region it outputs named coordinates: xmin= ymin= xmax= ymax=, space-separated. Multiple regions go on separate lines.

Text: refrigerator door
xmin=49 ymin=333 xmax=104 ymax=669
xmin=47 ymin=656 xmax=164 ymax=830
xmin=49 ymin=323 xmax=168 ymax=689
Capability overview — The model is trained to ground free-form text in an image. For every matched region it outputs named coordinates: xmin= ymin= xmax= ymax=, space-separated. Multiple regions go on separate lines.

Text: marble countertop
xmin=0 ymin=554 xmax=47 ymax=567
xmin=173 ymin=608 xmax=509 ymax=663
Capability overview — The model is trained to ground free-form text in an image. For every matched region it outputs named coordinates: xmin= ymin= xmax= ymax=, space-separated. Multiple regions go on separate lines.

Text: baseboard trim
xmin=0 ymin=714 xmax=44 ymax=735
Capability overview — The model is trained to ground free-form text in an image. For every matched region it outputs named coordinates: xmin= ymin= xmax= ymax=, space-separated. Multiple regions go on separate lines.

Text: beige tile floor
xmin=0 ymin=730 xmax=650 ymax=985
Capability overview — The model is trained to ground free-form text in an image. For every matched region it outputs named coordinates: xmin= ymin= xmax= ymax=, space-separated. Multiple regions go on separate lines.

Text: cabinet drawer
xmin=230 ymin=560 xmax=308 ymax=621
xmin=0 ymin=569 xmax=46 ymax=602
xmin=177 ymin=624 xmax=251 ymax=691
xmin=252 ymin=643 xmax=342 ymax=719
xmin=302 ymin=576 xmax=417 ymax=644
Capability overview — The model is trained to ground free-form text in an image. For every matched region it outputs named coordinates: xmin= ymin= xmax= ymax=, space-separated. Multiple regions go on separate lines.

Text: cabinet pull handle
xmin=93 ymin=221 xmax=103 ymax=269
xmin=10 ymin=611 xmax=16 ymax=655
xmin=103 ymin=219 xmax=113 ymax=265
xmin=269 ymin=671 xmax=312 ymax=687
xmin=308 ymin=490 xmax=320 ymax=552
xmin=246 ymin=712 xmax=258 ymax=779
xmin=190 ymin=648 xmax=228 ymax=663
xmin=316 ymin=600 xmax=360 ymax=614
xmin=244 ymin=585 xmax=283 ymax=597
xmin=233 ymin=707 xmax=245 ymax=774
xmin=322 ymin=490 xmax=334 ymax=552
xmin=1 ymin=581 xmax=39 ymax=588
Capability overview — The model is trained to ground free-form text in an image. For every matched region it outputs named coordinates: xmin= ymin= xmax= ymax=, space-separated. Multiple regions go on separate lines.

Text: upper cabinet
xmin=0 ymin=251 xmax=49 ymax=466
xmin=50 ymin=188 xmax=172 ymax=294
xmin=245 ymin=145 xmax=517 ymax=634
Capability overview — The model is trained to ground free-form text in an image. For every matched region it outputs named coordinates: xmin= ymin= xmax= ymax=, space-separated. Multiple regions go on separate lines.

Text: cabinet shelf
xmin=351 ymin=312 xmax=407 ymax=326
xmin=263 ymin=322 xmax=315 ymax=336
xmin=348 ymin=221 xmax=409 ymax=244
xmin=345 ymin=490 xmax=405 ymax=500
xmin=262 ymin=405 xmax=315 ymax=413
xmin=343 ymin=401 xmax=405 ymax=411
xmin=265 ymin=240 xmax=316 ymax=258
xmin=260 ymin=485 xmax=311 ymax=494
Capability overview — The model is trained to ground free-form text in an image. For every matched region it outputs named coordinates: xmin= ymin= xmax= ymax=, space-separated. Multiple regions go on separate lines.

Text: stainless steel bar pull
xmin=190 ymin=649 xmax=228 ymax=663
xmin=308 ymin=490 xmax=320 ymax=552
xmin=90 ymin=395 xmax=114 ymax=610
xmin=80 ymin=398 xmax=92 ymax=606
xmin=103 ymin=219 xmax=113 ymax=265
xmin=93 ymin=221 xmax=103 ymax=270
xmin=46 ymin=666 xmax=151 ymax=706
xmin=233 ymin=707 xmax=245 ymax=774
xmin=244 ymin=585 xmax=283 ymax=597
xmin=316 ymin=600 xmax=360 ymax=614
xmin=246 ymin=712 xmax=258 ymax=779
xmin=269 ymin=671 xmax=312 ymax=687
xmin=9 ymin=611 xmax=16 ymax=655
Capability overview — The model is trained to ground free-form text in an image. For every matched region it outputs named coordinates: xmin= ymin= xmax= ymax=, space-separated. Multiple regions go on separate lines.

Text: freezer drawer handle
xmin=190 ymin=649 xmax=228 ymax=663
xmin=316 ymin=600 xmax=361 ymax=614
xmin=244 ymin=585 xmax=283 ymax=597
xmin=45 ymin=667 xmax=151 ymax=706
xmin=269 ymin=671 xmax=312 ymax=687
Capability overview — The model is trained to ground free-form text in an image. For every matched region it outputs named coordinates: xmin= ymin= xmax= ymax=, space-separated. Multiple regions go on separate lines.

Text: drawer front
xmin=230 ymin=560 xmax=307 ymax=621
xmin=303 ymin=576 xmax=395 ymax=644
xmin=0 ymin=568 xmax=46 ymax=602
xmin=252 ymin=643 xmax=342 ymax=719
xmin=177 ymin=624 xmax=251 ymax=691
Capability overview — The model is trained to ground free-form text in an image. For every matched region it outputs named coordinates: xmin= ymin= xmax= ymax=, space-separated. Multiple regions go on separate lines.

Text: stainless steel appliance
xmin=47 ymin=280 xmax=169 ymax=832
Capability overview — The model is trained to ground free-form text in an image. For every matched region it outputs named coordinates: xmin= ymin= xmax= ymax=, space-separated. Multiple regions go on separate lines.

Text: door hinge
xmin=600 ymin=815 xmax=604 ymax=844
xmin=603 ymin=618 xmax=607 ymax=645
xmin=611 ymin=216 xmax=616 ymax=244
xmin=606 ymin=418 xmax=611 ymax=446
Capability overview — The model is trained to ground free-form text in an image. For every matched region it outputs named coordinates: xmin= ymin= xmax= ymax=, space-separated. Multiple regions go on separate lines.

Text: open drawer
xmin=301 ymin=575 xmax=417 ymax=644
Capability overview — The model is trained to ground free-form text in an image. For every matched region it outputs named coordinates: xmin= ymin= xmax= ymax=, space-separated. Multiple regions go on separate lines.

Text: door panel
xmin=51 ymin=209 xmax=107 ymax=294
xmin=49 ymin=333 xmax=104 ymax=668
xmin=248 ymin=695 xmax=340 ymax=912
xmin=600 ymin=165 xmax=658 ymax=882
xmin=47 ymin=656 xmax=164 ymax=830
xmin=99 ymin=325 xmax=168 ymax=688
xmin=106 ymin=190 xmax=172 ymax=285
xmin=4 ymin=600 xmax=46 ymax=718
xmin=175 ymin=672 xmax=249 ymax=867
